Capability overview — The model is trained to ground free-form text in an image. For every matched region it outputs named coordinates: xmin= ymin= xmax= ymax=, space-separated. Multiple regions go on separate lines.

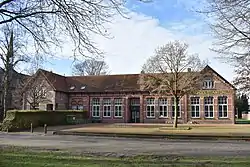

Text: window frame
xmin=203 ymin=78 xmax=214 ymax=89
xmin=92 ymin=98 xmax=100 ymax=118
xmin=114 ymin=98 xmax=123 ymax=118
xmin=204 ymin=97 xmax=214 ymax=118
xmin=103 ymin=98 xmax=112 ymax=117
xmin=190 ymin=97 xmax=200 ymax=118
xmin=218 ymin=96 xmax=228 ymax=118
xmin=159 ymin=98 xmax=168 ymax=118
xmin=146 ymin=98 xmax=155 ymax=118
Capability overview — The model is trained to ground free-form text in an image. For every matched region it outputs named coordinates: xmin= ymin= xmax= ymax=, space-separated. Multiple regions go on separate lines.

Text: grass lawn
xmin=62 ymin=124 xmax=250 ymax=136
xmin=236 ymin=119 xmax=250 ymax=124
xmin=1 ymin=146 xmax=250 ymax=167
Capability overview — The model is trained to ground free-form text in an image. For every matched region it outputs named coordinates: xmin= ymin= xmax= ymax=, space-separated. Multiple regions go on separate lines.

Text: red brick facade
xmin=23 ymin=65 xmax=236 ymax=124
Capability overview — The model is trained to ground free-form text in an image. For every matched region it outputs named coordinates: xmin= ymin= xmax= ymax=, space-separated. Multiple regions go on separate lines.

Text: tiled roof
xmin=38 ymin=65 xmax=236 ymax=93
xmin=39 ymin=69 xmax=141 ymax=93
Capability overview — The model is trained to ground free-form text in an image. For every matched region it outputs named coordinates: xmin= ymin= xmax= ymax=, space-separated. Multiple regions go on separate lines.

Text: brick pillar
xmin=86 ymin=95 xmax=90 ymax=119
xmin=100 ymin=97 xmax=103 ymax=119
xmin=140 ymin=95 xmax=144 ymax=123
xmin=229 ymin=93 xmax=235 ymax=124
xmin=111 ymin=97 xmax=114 ymax=120
xmin=200 ymin=96 xmax=204 ymax=120
xmin=168 ymin=97 xmax=172 ymax=120
xmin=184 ymin=95 xmax=188 ymax=123
xmin=125 ymin=97 xmax=129 ymax=123
xmin=214 ymin=96 xmax=218 ymax=119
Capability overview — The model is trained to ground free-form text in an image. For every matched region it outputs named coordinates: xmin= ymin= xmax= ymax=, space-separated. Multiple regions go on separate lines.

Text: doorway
xmin=130 ymin=98 xmax=140 ymax=123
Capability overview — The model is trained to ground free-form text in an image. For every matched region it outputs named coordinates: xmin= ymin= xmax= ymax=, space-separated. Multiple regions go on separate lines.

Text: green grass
xmin=236 ymin=119 xmax=250 ymax=124
xmin=1 ymin=146 xmax=250 ymax=167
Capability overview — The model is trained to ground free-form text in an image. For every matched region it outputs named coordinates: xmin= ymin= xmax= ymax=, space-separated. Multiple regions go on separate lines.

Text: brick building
xmin=22 ymin=65 xmax=236 ymax=124
xmin=0 ymin=67 xmax=29 ymax=120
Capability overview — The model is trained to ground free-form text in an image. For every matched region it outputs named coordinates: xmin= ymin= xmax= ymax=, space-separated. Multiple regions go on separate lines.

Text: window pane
xmin=224 ymin=111 xmax=227 ymax=117
xmin=209 ymin=106 xmax=213 ymax=111
xmin=219 ymin=111 xmax=222 ymax=117
xmin=196 ymin=112 xmax=200 ymax=117
xmin=191 ymin=111 xmax=195 ymax=117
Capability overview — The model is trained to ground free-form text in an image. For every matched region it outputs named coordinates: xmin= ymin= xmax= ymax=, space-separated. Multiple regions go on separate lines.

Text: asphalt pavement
xmin=1 ymin=132 xmax=250 ymax=156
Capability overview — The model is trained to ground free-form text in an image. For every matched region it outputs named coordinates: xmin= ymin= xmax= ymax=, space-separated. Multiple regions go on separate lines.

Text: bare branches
xmin=141 ymin=41 xmax=205 ymax=97
xmin=201 ymin=0 xmax=250 ymax=61
xmin=0 ymin=0 xmax=151 ymax=58
xmin=233 ymin=56 xmax=250 ymax=94
xmin=72 ymin=58 xmax=110 ymax=76
xmin=200 ymin=0 xmax=250 ymax=93
xmin=140 ymin=40 xmax=206 ymax=128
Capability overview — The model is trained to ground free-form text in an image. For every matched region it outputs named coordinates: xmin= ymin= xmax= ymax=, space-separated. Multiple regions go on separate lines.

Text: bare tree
xmin=199 ymin=0 xmax=250 ymax=94
xmin=23 ymin=76 xmax=54 ymax=110
xmin=0 ymin=28 xmax=29 ymax=119
xmin=140 ymin=41 xmax=206 ymax=128
xmin=200 ymin=0 xmax=250 ymax=60
xmin=233 ymin=56 xmax=250 ymax=94
xmin=72 ymin=59 xmax=110 ymax=76
xmin=0 ymin=0 xmax=151 ymax=57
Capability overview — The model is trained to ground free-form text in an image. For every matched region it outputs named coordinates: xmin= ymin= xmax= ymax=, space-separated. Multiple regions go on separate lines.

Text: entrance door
xmin=130 ymin=106 xmax=140 ymax=123
xmin=130 ymin=98 xmax=140 ymax=123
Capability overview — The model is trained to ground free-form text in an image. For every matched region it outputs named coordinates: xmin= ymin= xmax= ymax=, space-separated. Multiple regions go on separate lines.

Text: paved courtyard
xmin=1 ymin=132 xmax=250 ymax=156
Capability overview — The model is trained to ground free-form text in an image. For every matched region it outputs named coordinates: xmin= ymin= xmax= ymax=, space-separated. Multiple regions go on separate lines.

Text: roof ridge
xmin=38 ymin=68 xmax=66 ymax=78
xmin=66 ymin=73 xmax=140 ymax=78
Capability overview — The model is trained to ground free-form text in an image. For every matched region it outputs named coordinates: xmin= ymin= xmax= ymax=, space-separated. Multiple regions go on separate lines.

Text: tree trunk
xmin=3 ymin=73 xmax=9 ymax=119
xmin=173 ymin=97 xmax=179 ymax=128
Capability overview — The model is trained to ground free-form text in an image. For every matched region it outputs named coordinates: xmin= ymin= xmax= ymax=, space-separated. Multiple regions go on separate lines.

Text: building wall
xmin=55 ymin=91 xmax=69 ymax=110
xmin=67 ymin=90 xmax=235 ymax=124
xmin=23 ymin=73 xmax=55 ymax=110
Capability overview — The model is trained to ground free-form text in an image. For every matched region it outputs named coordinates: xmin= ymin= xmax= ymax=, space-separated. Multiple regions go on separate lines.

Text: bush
xmin=1 ymin=110 xmax=88 ymax=132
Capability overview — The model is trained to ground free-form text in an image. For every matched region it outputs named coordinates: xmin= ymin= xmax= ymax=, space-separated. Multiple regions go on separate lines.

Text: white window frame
xmin=114 ymin=98 xmax=123 ymax=118
xmin=218 ymin=96 xmax=228 ymax=118
xmin=190 ymin=97 xmax=200 ymax=118
xmin=203 ymin=78 xmax=214 ymax=89
xmin=92 ymin=98 xmax=100 ymax=117
xmin=103 ymin=98 xmax=111 ymax=117
xmin=146 ymin=98 xmax=155 ymax=118
xmin=204 ymin=97 xmax=214 ymax=118
xmin=171 ymin=97 xmax=181 ymax=118
xmin=159 ymin=98 xmax=168 ymax=118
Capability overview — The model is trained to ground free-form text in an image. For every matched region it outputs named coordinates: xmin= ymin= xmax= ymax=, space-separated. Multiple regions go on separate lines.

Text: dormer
xmin=69 ymin=86 xmax=75 ymax=90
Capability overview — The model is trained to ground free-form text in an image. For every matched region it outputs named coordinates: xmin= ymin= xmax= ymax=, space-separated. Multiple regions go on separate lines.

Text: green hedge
xmin=1 ymin=110 xmax=88 ymax=132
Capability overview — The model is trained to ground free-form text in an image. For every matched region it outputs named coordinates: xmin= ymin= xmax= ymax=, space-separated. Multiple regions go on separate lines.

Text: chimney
xmin=187 ymin=68 xmax=191 ymax=72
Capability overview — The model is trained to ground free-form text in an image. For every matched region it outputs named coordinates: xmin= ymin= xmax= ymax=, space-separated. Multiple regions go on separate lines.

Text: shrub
xmin=1 ymin=110 xmax=88 ymax=132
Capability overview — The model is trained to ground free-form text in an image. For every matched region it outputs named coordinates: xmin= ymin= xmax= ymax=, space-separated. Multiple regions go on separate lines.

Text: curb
xmin=54 ymin=131 xmax=250 ymax=141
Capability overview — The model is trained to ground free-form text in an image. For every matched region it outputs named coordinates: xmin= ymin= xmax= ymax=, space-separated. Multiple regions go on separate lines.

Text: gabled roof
xmin=201 ymin=65 xmax=236 ymax=90
xmin=32 ymin=65 xmax=235 ymax=93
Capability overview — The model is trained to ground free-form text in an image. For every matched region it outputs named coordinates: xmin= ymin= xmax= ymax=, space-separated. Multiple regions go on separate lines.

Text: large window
xmin=146 ymin=98 xmax=155 ymax=118
xmin=103 ymin=98 xmax=111 ymax=117
xmin=92 ymin=98 xmax=100 ymax=117
xmin=204 ymin=97 xmax=214 ymax=118
xmin=190 ymin=97 xmax=200 ymax=118
xmin=114 ymin=98 xmax=123 ymax=118
xmin=218 ymin=96 xmax=228 ymax=118
xmin=171 ymin=97 xmax=181 ymax=118
xmin=159 ymin=98 xmax=168 ymax=118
